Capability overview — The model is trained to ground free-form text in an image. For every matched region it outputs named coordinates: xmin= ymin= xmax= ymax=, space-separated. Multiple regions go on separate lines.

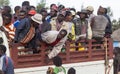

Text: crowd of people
xmin=0 ymin=1 xmax=113 ymax=74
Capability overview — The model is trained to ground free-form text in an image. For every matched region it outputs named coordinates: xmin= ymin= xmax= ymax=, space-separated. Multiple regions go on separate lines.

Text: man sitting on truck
xmin=91 ymin=6 xmax=108 ymax=41
xmin=41 ymin=29 xmax=68 ymax=60
xmin=14 ymin=13 xmax=43 ymax=53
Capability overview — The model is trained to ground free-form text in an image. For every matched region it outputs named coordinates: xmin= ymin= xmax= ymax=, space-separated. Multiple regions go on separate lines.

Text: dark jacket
xmin=39 ymin=20 xmax=51 ymax=34
xmin=14 ymin=18 xmax=30 ymax=42
xmin=104 ymin=14 xmax=112 ymax=34
xmin=73 ymin=18 xmax=88 ymax=36
xmin=2 ymin=55 xmax=14 ymax=74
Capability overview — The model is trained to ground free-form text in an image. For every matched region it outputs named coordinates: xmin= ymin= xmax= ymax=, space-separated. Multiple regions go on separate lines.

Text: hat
xmin=70 ymin=10 xmax=76 ymax=16
xmin=77 ymin=9 xmax=87 ymax=14
xmin=31 ymin=13 xmax=43 ymax=24
xmin=86 ymin=6 xmax=94 ymax=11
xmin=28 ymin=10 xmax=36 ymax=15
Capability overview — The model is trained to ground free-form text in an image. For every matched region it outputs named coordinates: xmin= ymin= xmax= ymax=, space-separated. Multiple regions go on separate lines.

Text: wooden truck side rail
xmin=10 ymin=38 xmax=113 ymax=68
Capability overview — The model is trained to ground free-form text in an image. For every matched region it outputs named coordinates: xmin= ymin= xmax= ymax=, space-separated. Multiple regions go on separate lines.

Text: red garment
xmin=49 ymin=38 xmax=61 ymax=46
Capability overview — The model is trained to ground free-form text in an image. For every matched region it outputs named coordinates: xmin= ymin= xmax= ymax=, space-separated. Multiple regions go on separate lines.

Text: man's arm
xmin=14 ymin=19 xmax=26 ymax=42
xmin=48 ymin=39 xmax=66 ymax=59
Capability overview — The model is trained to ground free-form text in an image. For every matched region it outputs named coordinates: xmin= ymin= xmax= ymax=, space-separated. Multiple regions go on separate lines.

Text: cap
xmin=28 ymin=10 xmax=36 ymax=15
xmin=86 ymin=6 xmax=94 ymax=11
xmin=31 ymin=13 xmax=43 ymax=24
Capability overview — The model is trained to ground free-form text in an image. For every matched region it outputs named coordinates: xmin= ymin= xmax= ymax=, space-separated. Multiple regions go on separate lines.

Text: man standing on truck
xmin=0 ymin=45 xmax=14 ymax=74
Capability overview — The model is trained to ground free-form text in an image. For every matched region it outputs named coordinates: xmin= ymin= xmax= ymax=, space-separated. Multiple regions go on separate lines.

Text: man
xmin=39 ymin=8 xmax=51 ymax=34
xmin=91 ymin=6 xmax=108 ymax=40
xmin=46 ymin=4 xmax=58 ymax=23
xmin=74 ymin=9 xmax=88 ymax=41
xmin=1 ymin=13 xmax=15 ymax=42
xmin=0 ymin=45 xmax=14 ymax=74
xmin=86 ymin=6 xmax=95 ymax=23
xmin=41 ymin=29 xmax=67 ymax=60
xmin=104 ymin=8 xmax=112 ymax=38
xmin=50 ymin=12 xmax=65 ymax=31
xmin=12 ymin=6 xmax=21 ymax=23
xmin=14 ymin=13 xmax=42 ymax=53
xmin=13 ymin=10 xmax=27 ymax=28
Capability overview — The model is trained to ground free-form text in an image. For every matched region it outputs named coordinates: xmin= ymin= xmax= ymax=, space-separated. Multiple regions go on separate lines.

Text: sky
xmin=10 ymin=0 xmax=120 ymax=20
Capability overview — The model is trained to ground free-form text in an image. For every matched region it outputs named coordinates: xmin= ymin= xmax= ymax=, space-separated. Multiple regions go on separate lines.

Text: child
xmin=67 ymin=67 xmax=76 ymax=74
xmin=47 ymin=56 xmax=66 ymax=74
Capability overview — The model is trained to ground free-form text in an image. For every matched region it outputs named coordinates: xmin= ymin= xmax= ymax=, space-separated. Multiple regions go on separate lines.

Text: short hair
xmin=50 ymin=4 xmax=56 ymax=8
xmin=60 ymin=29 xmax=67 ymax=36
xmin=67 ymin=67 xmax=76 ymax=74
xmin=0 ymin=45 xmax=7 ymax=53
xmin=53 ymin=56 xmax=62 ymax=66
xmin=22 ymin=1 xmax=30 ymax=6
xmin=29 ymin=5 xmax=36 ymax=10
xmin=14 ymin=6 xmax=21 ymax=12
xmin=3 ymin=13 xmax=12 ymax=21
xmin=65 ymin=11 xmax=71 ymax=17
xmin=3 ymin=6 xmax=11 ymax=13
xmin=114 ymin=47 xmax=120 ymax=55
xmin=39 ymin=8 xmax=47 ymax=14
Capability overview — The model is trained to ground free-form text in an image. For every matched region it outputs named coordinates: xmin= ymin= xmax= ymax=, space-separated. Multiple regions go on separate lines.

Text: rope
xmin=104 ymin=38 xmax=109 ymax=74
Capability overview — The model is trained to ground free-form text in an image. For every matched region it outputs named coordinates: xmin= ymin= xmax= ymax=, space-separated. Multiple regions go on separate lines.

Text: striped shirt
xmin=3 ymin=23 xmax=15 ymax=41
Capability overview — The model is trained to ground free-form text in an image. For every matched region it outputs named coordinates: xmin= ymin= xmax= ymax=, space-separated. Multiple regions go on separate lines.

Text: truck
xmin=0 ymin=31 xmax=113 ymax=74
xmin=11 ymin=39 xmax=113 ymax=74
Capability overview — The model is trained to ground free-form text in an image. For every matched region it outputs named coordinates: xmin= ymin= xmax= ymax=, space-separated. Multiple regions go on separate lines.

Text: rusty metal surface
xmin=10 ymin=38 xmax=113 ymax=68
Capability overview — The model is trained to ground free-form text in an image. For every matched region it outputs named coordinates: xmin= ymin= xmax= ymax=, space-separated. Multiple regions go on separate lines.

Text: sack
xmin=20 ymin=26 xmax=35 ymax=44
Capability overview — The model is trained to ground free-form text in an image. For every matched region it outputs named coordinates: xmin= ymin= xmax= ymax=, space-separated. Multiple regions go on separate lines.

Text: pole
xmin=104 ymin=38 xmax=109 ymax=74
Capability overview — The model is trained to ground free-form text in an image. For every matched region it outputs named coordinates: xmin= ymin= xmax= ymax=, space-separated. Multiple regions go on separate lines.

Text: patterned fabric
xmin=3 ymin=23 xmax=15 ymax=41
xmin=20 ymin=26 xmax=35 ymax=44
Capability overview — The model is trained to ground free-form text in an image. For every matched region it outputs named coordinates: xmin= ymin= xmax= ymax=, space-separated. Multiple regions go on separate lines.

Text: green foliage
xmin=36 ymin=0 xmax=46 ymax=12
xmin=106 ymin=7 xmax=113 ymax=17
xmin=112 ymin=18 xmax=120 ymax=31
xmin=0 ymin=0 xmax=9 ymax=7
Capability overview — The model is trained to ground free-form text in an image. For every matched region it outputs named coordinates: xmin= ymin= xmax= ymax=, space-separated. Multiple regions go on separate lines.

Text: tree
xmin=106 ymin=7 xmax=113 ymax=17
xmin=112 ymin=18 xmax=120 ymax=31
xmin=36 ymin=0 xmax=46 ymax=12
xmin=0 ymin=0 xmax=9 ymax=7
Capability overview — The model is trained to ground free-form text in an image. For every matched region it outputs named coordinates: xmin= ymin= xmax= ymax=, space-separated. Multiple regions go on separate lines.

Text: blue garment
xmin=2 ymin=55 xmax=14 ymax=74
xmin=46 ymin=16 xmax=51 ymax=23
xmin=14 ymin=18 xmax=30 ymax=42
xmin=13 ymin=20 xmax=20 ymax=28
